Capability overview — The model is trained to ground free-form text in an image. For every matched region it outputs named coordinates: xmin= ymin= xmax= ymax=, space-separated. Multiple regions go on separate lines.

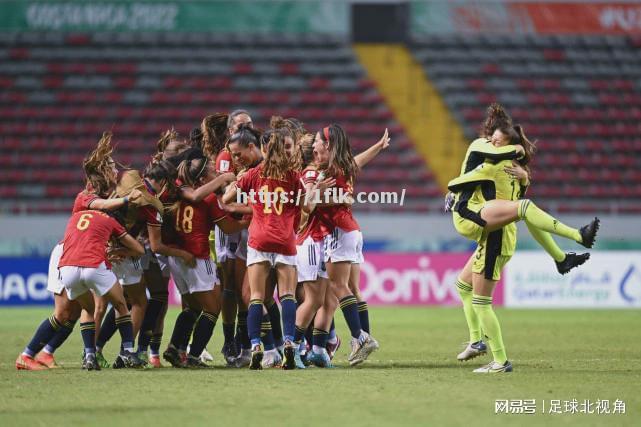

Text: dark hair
xmin=189 ymin=127 xmax=203 ymax=147
xmin=166 ymin=146 xmax=205 ymax=168
xmin=481 ymin=103 xmax=513 ymax=138
xmin=177 ymin=157 xmax=209 ymax=188
xmin=320 ymin=124 xmax=358 ymax=184
xmin=201 ymin=112 xmax=229 ymax=158
xmin=83 ymin=131 xmax=117 ymax=197
xmin=228 ymin=124 xmax=261 ymax=148
xmin=144 ymin=160 xmax=177 ymax=185
xmin=270 ymin=115 xmax=306 ymax=141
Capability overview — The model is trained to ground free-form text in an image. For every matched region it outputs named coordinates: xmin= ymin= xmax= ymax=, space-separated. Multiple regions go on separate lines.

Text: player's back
xmin=59 ymin=210 xmax=126 ymax=268
xmin=174 ymin=193 xmax=226 ymax=259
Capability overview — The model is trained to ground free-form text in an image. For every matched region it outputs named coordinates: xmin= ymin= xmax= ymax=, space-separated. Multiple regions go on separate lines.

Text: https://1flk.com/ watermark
xmin=495 ymin=399 xmax=626 ymax=415
xmin=235 ymin=187 xmax=406 ymax=208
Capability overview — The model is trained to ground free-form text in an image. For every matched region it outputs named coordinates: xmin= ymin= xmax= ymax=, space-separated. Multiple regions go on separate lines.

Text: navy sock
xmin=236 ymin=311 xmax=250 ymax=350
xmin=357 ymin=301 xmax=370 ymax=334
xmin=96 ymin=306 xmax=117 ymax=350
xmin=247 ymin=300 xmax=263 ymax=347
xmin=150 ymin=333 xmax=162 ymax=356
xmin=279 ymin=294 xmax=297 ymax=343
xmin=293 ymin=325 xmax=306 ymax=344
xmin=23 ymin=316 xmax=62 ymax=357
xmin=313 ymin=328 xmax=329 ymax=349
xmin=137 ymin=298 xmax=163 ymax=352
xmin=80 ymin=321 xmax=96 ymax=355
xmin=170 ymin=309 xmax=198 ymax=350
xmin=223 ymin=323 xmax=235 ymax=344
xmin=115 ymin=314 xmax=134 ymax=352
xmin=305 ymin=323 xmax=314 ymax=348
xmin=261 ymin=313 xmax=275 ymax=351
xmin=44 ymin=320 xmax=76 ymax=354
xmin=188 ymin=312 xmax=218 ymax=358
xmin=339 ymin=295 xmax=362 ymax=339
xmin=266 ymin=300 xmax=284 ymax=346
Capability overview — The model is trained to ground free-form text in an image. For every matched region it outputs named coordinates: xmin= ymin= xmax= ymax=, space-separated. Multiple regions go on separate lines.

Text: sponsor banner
xmin=170 ymin=252 xmax=504 ymax=306
xmin=0 ymin=1 xmax=347 ymax=33
xmin=412 ymin=1 xmax=641 ymax=35
xmin=0 ymin=257 xmax=53 ymax=306
xmin=505 ymin=251 xmax=641 ymax=308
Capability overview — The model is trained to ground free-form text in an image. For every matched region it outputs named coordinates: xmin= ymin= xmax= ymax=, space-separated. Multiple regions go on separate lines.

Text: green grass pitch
xmin=0 ymin=307 xmax=638 ymax=426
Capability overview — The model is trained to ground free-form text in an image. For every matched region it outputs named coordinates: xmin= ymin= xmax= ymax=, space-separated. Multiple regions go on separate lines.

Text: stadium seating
xmin=0 ymin=32 xmax=438 ymax=213
xmin=410 ymin=34 xmax=641 ymax=213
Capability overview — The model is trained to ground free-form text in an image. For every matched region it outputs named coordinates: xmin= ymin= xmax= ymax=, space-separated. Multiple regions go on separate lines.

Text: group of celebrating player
xmin=16 ymin=109 xmax=388 ymax=371
xmin=15 ymin=103 xmax=600 ymax=374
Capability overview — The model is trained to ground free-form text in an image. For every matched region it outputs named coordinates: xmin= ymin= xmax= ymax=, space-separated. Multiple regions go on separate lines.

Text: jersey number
xmin=261 ymin=185 xmax=285 ymax=216
xmin=76 ymin=213 xmax=93 ymax=231
xmin=510 ymin=180 xmax=516 ymax=201
xmin=175 ymin=205 xmax=194 ymax=234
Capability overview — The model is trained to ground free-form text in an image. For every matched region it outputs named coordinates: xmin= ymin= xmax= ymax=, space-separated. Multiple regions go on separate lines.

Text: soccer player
xmin=305 ymin=124 xmax=380 ymax=366
xmin=448 ymin=118 xmax=599 ymax=373
xmin=162 ymin=156 xmax=246 ymax=368
xmin=222 ymin=128 xmax=302 ymax=370
xmin=19 ymin=206 xmax=146 ymax=370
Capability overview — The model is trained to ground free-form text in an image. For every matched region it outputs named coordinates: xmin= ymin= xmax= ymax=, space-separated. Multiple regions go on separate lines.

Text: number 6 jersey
xmin=58 ymin=210 xmax=127 ymax=268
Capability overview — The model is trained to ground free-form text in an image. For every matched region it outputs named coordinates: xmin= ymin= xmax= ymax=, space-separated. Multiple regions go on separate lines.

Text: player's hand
xmin=182 ymin=252 xmax=196 ymax=268
xmin=317 ymin=177 xmax=336 ymax=192
xmin=504 ymin=161 xmax=528 ymax=180
xmin=378 ymin=128 xmax=390 ymax=150
xmin=219 ymin=172 xmax=236 ymax=183
xmin=127 ymin=189 xmax=142 ymax=202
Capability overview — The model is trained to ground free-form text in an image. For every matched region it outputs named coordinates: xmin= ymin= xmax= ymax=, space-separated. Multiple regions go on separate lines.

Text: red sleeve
xmin=141 ymin=205 xmax=162 ymax=227
xmin=216 ymin=151 xmax=233 ymax=173
xmin=73 ymin=191 xmax=99 ymax=213
xmin=236 ymin=169 xmax=252 ymax=194
xmin=205 ymin=194 xmax=227 ymax=222
xmin=109 ymin=217 xmax=127 ymax=239
xmin=301 ymin=168 xmax=318 ymax=186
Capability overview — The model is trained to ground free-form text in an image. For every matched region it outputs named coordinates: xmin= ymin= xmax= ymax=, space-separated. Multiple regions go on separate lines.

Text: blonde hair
xmin=83 ymin=131 xmax=116 ymax=197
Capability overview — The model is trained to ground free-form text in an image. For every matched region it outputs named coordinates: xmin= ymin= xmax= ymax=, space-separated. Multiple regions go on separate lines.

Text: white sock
xmin=312 ymin=345 xmax=327 ymax=354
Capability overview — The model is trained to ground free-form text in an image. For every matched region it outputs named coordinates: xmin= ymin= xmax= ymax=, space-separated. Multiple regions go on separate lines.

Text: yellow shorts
xmin=453 ymin=211 xmax=483 ymax=242
xmin=472 ymin=234 xmax=512 ymax=281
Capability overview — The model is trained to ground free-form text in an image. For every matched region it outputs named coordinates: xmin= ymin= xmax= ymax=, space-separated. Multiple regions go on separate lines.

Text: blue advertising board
xmin=0 ymin=257 xmax=53 ymax=306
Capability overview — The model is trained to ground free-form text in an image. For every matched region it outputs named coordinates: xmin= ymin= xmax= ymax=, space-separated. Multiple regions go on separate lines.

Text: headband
xmin=323 ymin=126 xmax=330 ymax=143
xmin=194 ymin=158 xmax=209 ymax=181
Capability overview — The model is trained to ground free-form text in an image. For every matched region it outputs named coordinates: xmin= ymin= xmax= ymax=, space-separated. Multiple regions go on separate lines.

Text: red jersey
xmin=174 ymin=193 xmax=227 ymax=258
xmin=316 ymin=171 xmax=359 ymax=234
xmin=128 ymin=205 xmax=162 ymax=238
xmin=216 ymin=150 xmax=234 ymax=174
xmin=296 ymin=167 xmax=330 ymax=244
xmin=59 ymin=210 xmax=127 ymax=268
xmin=72 ymin=191 xmax=98 ymax=214
xmin=237 ymin=164 xmax=301 ymax=255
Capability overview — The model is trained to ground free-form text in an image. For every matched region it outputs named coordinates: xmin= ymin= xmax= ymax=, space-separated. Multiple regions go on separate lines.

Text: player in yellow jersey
xmin=447 ymin=105 xmax=599 ymax=373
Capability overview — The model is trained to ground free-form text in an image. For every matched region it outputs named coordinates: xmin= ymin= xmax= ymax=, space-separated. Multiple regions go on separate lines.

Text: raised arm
xmin=91 ymin=189 xmax=142 ymax=211
xmin=355 ymin=128 xmax=390 ymax=169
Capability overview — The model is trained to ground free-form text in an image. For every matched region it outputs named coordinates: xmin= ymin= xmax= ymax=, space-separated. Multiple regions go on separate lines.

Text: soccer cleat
xmin=281 ymin=342 xmax=297 ymax=370
xmin=556 ymin=252 xmax=590 ymax=275
xmin=579 ymin=217 xmax=600 ymax=248
xmin=249 ymin=345 xmax=264 ymax=370
xmin=96 ymin=351 xmax=110 ymax=369
xmin=294 ymin=347 xmax=306 ymax=369
xmin=473 ymin=360 xmax=513 ymax=373
xmin=163 ymin=347 xmax=184 ymax=368
xmin=112 ymin=354 xmax=125 ymax=369
xmin=185 ymin=355 xmax=210 ymax=369
xmin=348 ymin=333 xmax=379 ymax=366
xmin=457 ymin=341 xmax=487 ymax=361
xmin=16 ymin=354 xmax=48 ymax=371
xmin=35 ymin=352 xmax=60 ymax=369
xmin=326 ymin=336 xmax=341 ymax=360
xmin=148 ymin=354 xmax=163 ymax=368
xmin=221 ymin=341 xmax=238 ymax=366
xmin=139 ymin=351 xmax=150 ymax=367
xmin=234 ymin=349 xmax=251 ymax=368
xmin=120 ymin=350 xmax=146 ymax=368
xmin=308 ymin=350 xmax=334 ymax=368
xmin=261 ymin=349 xmax=283 ymax=368
xmin=200 ymin=347 xmax=214 ymax=363
xmin=84 ymin=353 xmax=100 ymax=371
